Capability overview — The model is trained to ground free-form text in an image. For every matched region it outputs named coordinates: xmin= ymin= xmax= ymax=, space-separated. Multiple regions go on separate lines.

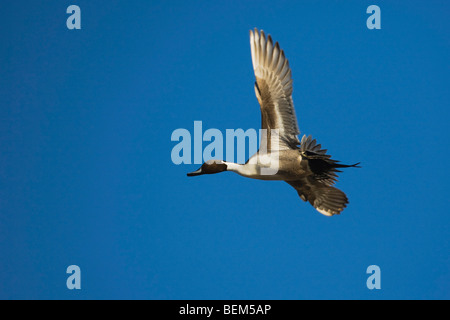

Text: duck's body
xmin=187 ymin=29 xmax=359 ymax=216
xmin=223 ymin=149 xmax=305 ymax=181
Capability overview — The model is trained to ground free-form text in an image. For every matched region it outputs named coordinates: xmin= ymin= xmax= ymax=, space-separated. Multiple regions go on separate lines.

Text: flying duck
xmin=187 ymin=28 xmax=359 ymax=216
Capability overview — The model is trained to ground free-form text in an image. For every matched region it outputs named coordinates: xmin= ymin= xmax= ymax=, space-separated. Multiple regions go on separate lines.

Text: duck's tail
xmin=333 ymin=162 xmax=361 ymax=169
xmin=300 ymin=135 xmax=361 ymax=186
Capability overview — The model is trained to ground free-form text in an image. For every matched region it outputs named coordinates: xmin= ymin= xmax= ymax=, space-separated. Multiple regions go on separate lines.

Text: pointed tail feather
xmin=334 ymin=162 xmax=361 ymax=169
xmin=300 ymin=135 xmax=360 ymax=185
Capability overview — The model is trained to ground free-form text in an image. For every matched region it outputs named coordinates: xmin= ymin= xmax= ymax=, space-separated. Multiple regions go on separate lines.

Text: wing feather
xmin=287 ymin=178 xmax=349 ymax=216
xmin=250 ymin=28 xmax=300 ymax=150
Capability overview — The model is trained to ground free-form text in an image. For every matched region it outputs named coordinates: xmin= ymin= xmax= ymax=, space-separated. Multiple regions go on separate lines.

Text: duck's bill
xmin=187 ymin=168 xmax=203 ymax=177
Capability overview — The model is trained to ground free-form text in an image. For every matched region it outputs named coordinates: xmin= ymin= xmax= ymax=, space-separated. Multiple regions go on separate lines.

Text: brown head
xmin=187 ymin=160 xmax=228 ymax=177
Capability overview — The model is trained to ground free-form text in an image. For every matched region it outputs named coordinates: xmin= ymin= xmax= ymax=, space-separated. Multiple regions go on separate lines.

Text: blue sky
xmin=0 ymin=0 xmax=449 ymax=299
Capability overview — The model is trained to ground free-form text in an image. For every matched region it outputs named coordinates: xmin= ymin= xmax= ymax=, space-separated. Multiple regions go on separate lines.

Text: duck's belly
xmin=237 ymin=153 xmax=306 ymax=181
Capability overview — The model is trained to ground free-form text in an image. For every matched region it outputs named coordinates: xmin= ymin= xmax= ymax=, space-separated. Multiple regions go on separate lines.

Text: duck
xmin=187 ymin=28 xmax=360 ymax=216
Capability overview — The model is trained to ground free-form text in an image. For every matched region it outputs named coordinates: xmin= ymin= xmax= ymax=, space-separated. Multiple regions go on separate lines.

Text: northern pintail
xmin=188 ymin=29 xmax=359 ymax=216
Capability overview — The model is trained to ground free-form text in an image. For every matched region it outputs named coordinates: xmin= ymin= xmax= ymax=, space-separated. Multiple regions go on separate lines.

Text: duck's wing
xmin=250 ymin=28 xmax=300 ymax=151
xmin=286 ymin=178 xmax=349 ymax=216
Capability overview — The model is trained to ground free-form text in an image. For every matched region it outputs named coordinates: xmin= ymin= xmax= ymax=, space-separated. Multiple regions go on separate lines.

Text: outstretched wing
xmin=287 ymin=178 xmax=349 ymax=216
xmin=250 ymin=28 xmax=300 ymax=151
